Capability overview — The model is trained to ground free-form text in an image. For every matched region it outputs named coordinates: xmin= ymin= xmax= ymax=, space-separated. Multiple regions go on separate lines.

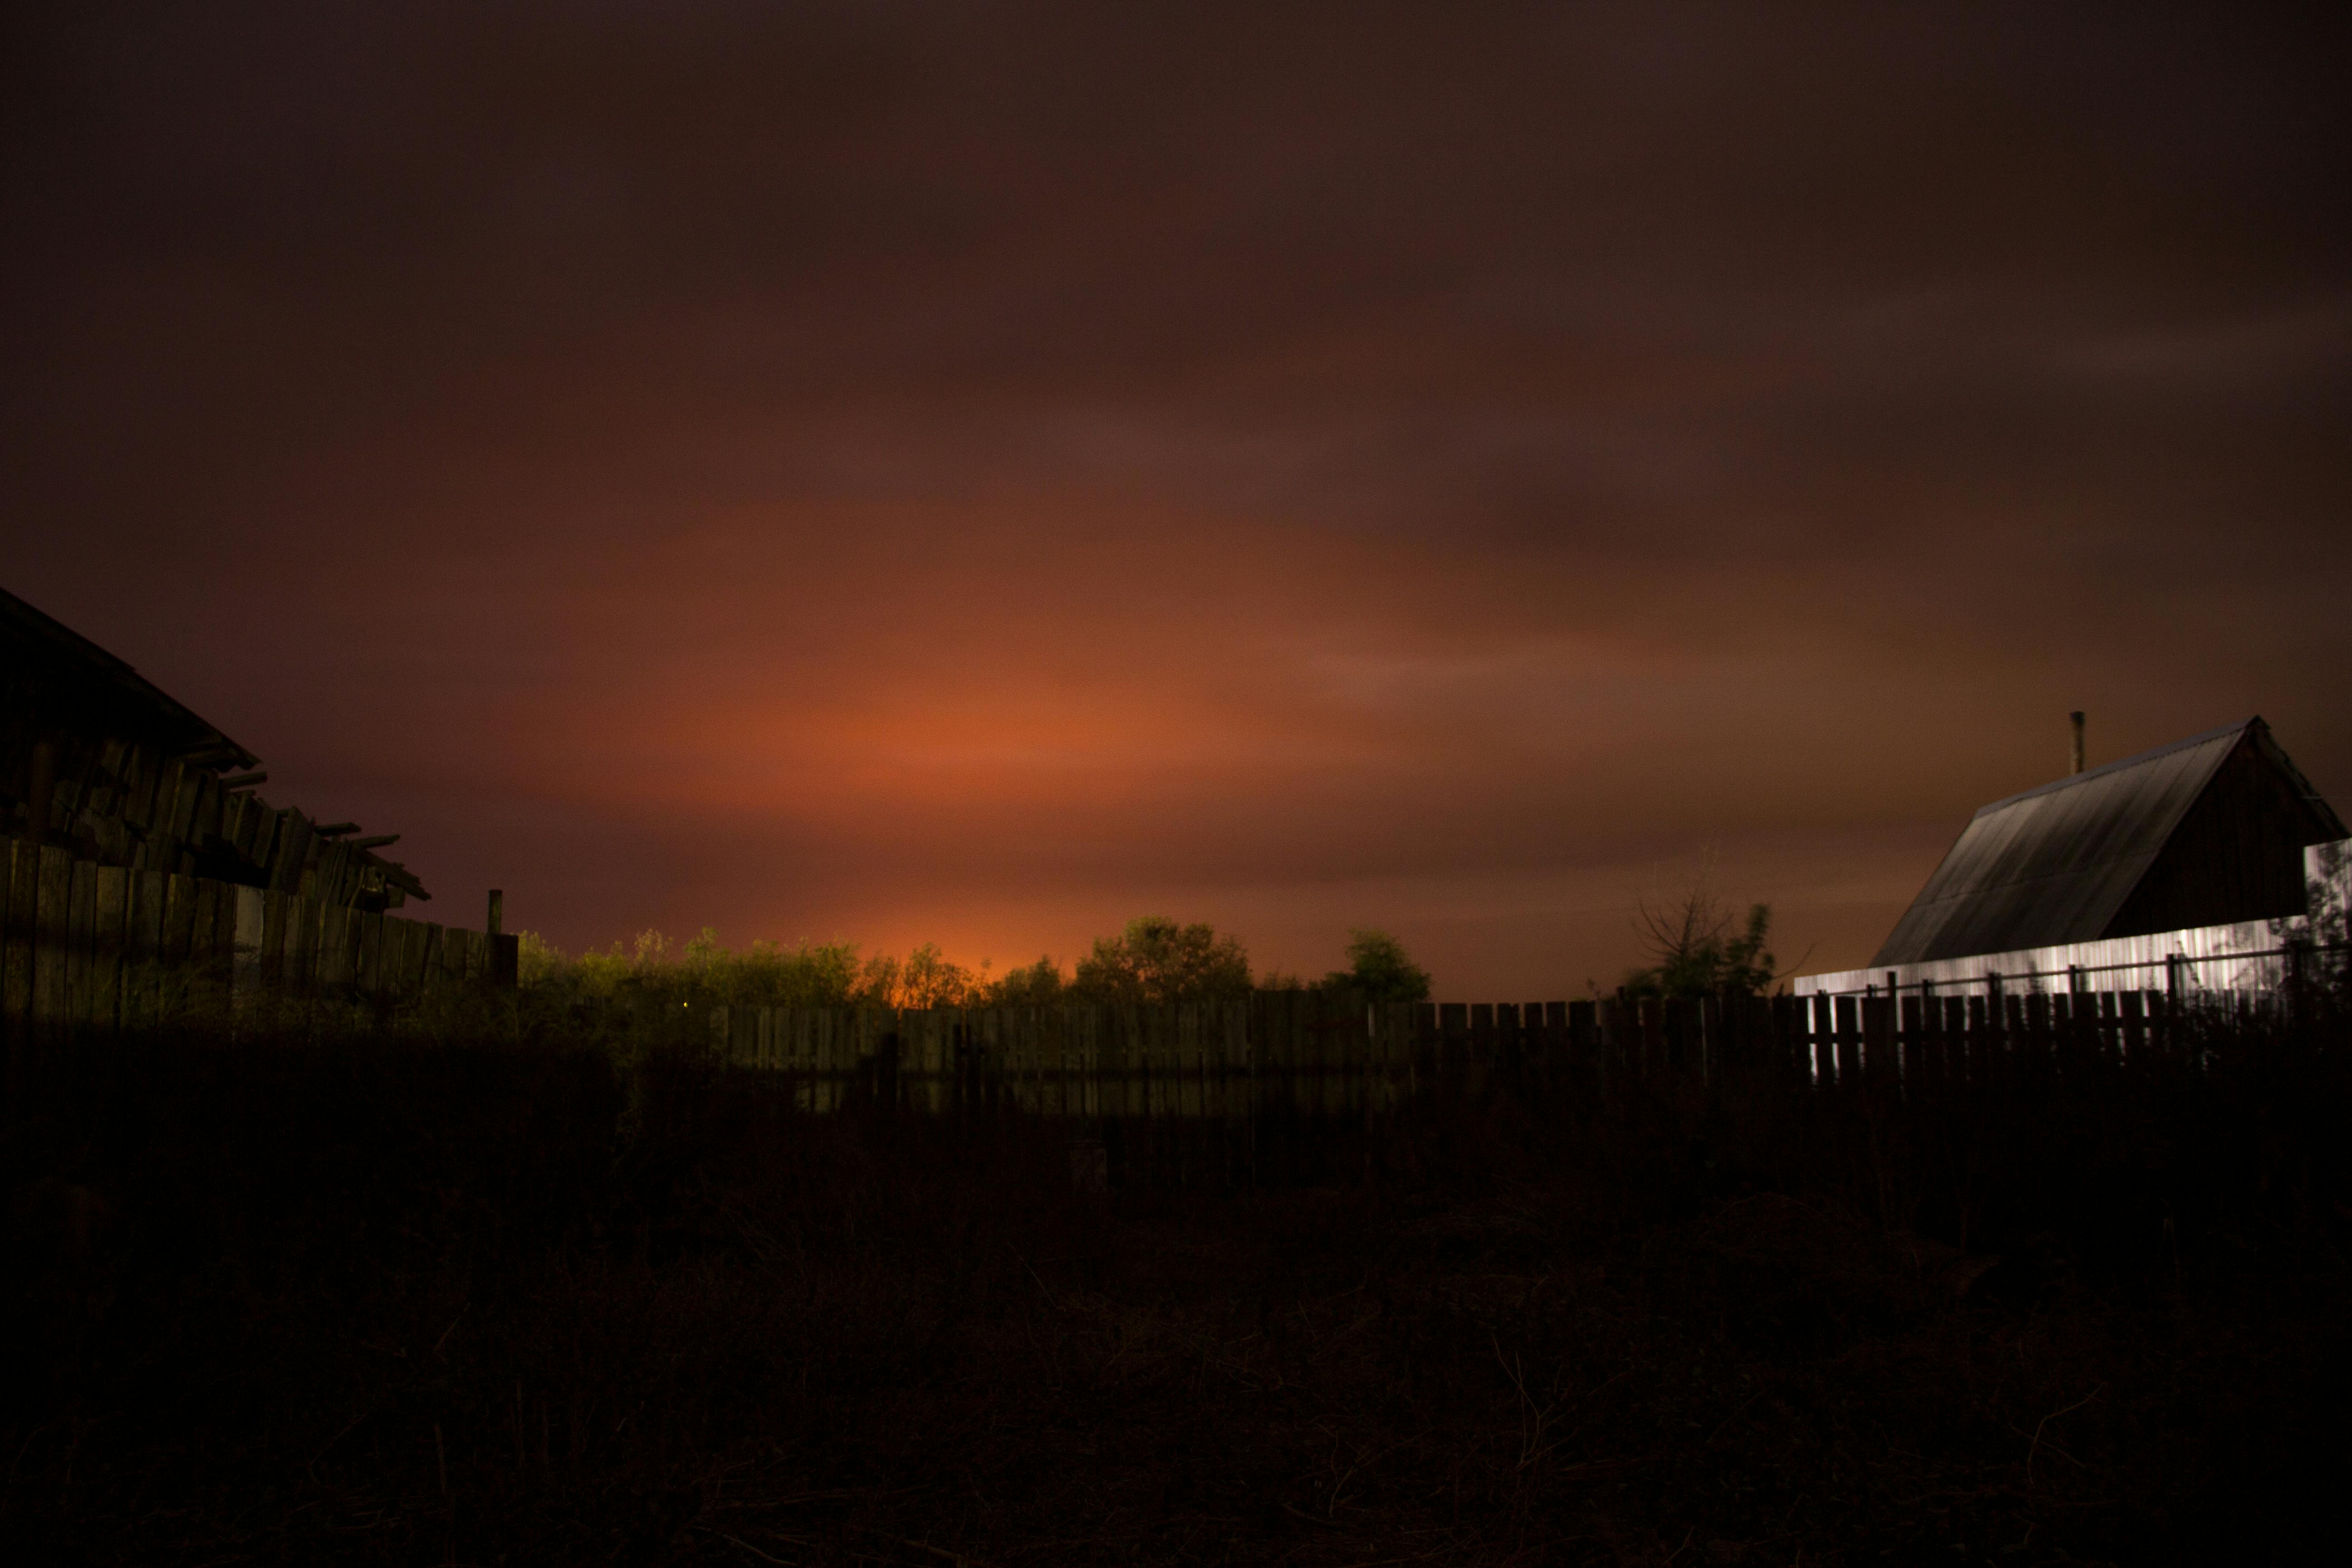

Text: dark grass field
xmin=3 ymin=1012 xmax=2347 ymax=1566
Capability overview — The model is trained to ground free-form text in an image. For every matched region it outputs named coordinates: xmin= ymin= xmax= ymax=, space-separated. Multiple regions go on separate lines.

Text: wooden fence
xmin=0 ymin=834 xmax=514 ymax=1036
xmin=706 ymin=984 xmax=2297 ymax=1186
xmin=708 ymin=977 xmax=2246 ymax=1123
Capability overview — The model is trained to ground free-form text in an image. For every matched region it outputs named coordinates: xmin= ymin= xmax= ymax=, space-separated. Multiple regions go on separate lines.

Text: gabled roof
xmin=1 ymin=585 xmax=260 ymax=769
xmin=1872 ymin=717 xmax=2345 ymax=965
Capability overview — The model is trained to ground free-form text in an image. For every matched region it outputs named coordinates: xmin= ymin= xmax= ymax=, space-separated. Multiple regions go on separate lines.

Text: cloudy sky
xmin=6 ymin=2 xmax=2347 ymax=995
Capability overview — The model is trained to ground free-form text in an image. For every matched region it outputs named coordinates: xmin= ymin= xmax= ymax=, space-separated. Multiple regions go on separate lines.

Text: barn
xmin=1799 ymin=717 xmax=2347 ymax=1000
xmin=2 ymin=586 xmax=429 ymax=911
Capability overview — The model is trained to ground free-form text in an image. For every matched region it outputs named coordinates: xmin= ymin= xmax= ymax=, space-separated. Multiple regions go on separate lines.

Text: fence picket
xmin=1 ymin=841 xmax=30 ymax=1030
xmin=33 ymin=846 xmax=71 ymax=1029
xmin=127 ymin=867 xmax=165 ymax=1026
xmin=94 ymin=866 xmax=127 ymax=1035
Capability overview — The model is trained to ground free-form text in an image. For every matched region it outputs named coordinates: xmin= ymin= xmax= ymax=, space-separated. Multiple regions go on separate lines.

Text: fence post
xmin=2 ymin=841 xmax=32 ymax=1037
xmin=1918 ymin=977 xmax=1940 ymax=1083
xmin=486 ymin=888 xmax=519 ymax=990
xmin=1857 ymin=983 xmax=1883 ymax=1086
xmin=63 ymin=859 xmax=96 ymax=1030
xmin=1983 ymin=970 xmax=2004 ymax=1073
xmin=1837 ymin=994 xmax=1864 ymax=1088
xmin=1898 ymin=989 xmax=1922 ymax=1090
xmin=31 ymin=844 xmax=71 ymax=1035
xmin=2164 ymin=954 xmax=2187 ymax=1052
xmin=230 ymin=885 xmax=266 ymax=1015
xmin=877 ymin=1025 xmax=901 ymax=1113
xmin=1438 ymin=1001 xmax=1468 ymax=1101
xmin=93 ymin=865 xmax=127 ymax=1037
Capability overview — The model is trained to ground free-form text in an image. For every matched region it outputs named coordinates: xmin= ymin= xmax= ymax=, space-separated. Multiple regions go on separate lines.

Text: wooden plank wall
xmin=0 ymin=833 xmax=490 ymax=1037
xmin=17 ymin=735 xmax=421 ymax=911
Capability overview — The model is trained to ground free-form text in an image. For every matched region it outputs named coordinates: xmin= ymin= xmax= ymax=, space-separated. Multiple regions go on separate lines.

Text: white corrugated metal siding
xmin=1799 ymin=838 xmax=2351 ymax=999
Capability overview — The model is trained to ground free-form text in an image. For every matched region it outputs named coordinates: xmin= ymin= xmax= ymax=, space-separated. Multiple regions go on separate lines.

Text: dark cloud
xmin=7 ymin=3 xmax=2348 ymax=990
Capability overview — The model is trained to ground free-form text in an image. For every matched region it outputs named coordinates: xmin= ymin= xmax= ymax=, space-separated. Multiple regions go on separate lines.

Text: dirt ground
xmin=4 ymin=1024 xmax=2346 ymax=1564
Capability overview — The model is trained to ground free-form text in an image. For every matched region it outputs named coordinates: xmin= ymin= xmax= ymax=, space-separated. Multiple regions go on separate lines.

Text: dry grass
xmin=2 ymin=1009 xmax=2346 ymax=1565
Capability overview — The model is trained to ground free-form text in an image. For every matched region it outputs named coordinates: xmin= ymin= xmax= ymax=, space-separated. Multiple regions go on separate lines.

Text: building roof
xmin=5 ymin=584 xmax=431 ymax=904
xmin=1 ymin=585 xmax=260 ymax=769
xmin=1872 ymin=717 xmax=2345 ymax=965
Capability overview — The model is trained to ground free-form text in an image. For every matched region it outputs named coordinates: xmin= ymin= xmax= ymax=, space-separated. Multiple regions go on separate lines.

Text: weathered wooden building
xmin=1800 ymin=717 xmax=2346 ymax=1000
xmin=1874 ymin=717 xmax=2340 ymax=965
xmin=3 ymin=586 xmax=429 ymax=911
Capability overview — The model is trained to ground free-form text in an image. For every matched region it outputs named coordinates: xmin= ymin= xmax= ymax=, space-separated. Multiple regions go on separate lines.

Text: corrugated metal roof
xmin=1871 ymin=718 xmax=2328 ymax=965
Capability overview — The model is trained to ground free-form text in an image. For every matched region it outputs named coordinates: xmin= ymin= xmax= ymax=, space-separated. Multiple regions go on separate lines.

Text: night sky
xmin=6 ymin=4 xmax=2348 ymax=995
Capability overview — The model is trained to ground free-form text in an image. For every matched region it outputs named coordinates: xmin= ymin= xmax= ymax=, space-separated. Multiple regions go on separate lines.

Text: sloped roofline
xmin=1969 ymin=715 xmax=2347 ymax=840
xmin=1 ymin=585 xmax=260 ymax=769
xmin=1970 ymin=717 xmax=2259 ymax=818
xmin=2246 ymin=718 xmax=2350 ymax=840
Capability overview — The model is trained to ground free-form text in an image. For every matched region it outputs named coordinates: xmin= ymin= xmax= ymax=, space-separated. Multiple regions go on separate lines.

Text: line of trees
xmin=512 ymin=870 xmax=1796 ymax=1015
xmin=515 ymin=917 xmax=1434 ymax=1011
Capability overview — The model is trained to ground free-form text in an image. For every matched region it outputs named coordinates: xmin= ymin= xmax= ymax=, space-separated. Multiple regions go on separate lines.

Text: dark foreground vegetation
xmin=4 ymin=1007 xmax=2347 ymax=1566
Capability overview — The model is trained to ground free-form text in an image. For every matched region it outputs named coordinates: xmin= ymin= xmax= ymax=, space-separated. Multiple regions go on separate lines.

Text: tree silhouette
xmin=1622 ymin=877 xmax=1780 ymax=999
xmin=1323 ymin=927 xmax=1432 ymax=1004
xmin=1070 ymin=916 xmax=1253 ymax=1005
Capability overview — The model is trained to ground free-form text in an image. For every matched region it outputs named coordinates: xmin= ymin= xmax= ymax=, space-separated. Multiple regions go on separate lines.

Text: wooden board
xmin=260 ymin=890 xmax=287 ymax=994
xmin=232 ymin=886 xmax=268 ymax=1008
xmin=94 ymin=866 xmax=127 ymax=1034
xmin=318 ymin=904 xmax=350 ymax=990
xmin=1 ymin=840 xmax=31 ymax=1029
xmin=65 ymin=858 xmax=97 ymax=1027
xmin=163 ymin=873 xmax=197 ymax=966
xmin=127 ymin=868 xmax=167 ymax=1027
xmin=294 ymin=898 xmax=325 ymax=989
xmin=356 ymin=910 xmax=382 ymax=995
xmin=33 ymin=845 xmax=72 ymax=1027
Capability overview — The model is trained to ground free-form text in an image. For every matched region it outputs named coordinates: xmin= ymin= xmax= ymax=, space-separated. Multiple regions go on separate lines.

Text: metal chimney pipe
xmin=2069 ymin=711 xmax=2086 ymax=775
